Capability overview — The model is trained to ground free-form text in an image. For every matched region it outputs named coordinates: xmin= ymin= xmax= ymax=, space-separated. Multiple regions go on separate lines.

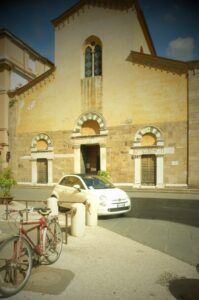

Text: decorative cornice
xmin=52 ymin=0 xmax=156 ymax=55
xmin=187 ymin=60 xmax=199 ymax=70
xmin=52 ymin=0 xmax=135 ymax=27
xmin=8 ymin=66 xmax=56 ymax=97
xmin=0 ymin=58 xmax=36 ymax=79
xmin=0 ymin=28 xmax=54 ymax=67
xmin=0 ymin=60 xmax=11 ymax=71
xmin=127 ymin=51 xmax=187 ymax=75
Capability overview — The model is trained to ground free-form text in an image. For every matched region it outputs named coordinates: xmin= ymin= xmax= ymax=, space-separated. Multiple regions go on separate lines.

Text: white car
xmin=51 ymin=174 xmax=131 ymax=216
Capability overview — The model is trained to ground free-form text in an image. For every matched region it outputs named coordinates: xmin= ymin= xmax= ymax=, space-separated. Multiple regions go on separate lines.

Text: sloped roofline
xmin=8 ymin=66 xmax=56 ymax=97
xmin=0 ymin=28 xmax=54 ymax=67
xmin=187 ymin=60 xmax=199 ymax=70
xmin=52 ymin=0 xmax=156 ymax=55
xmin=127 ymin=51 xmax=188 ymax=74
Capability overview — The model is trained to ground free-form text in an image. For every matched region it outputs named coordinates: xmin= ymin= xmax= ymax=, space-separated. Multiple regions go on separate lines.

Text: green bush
xmin=0 ymin=168 xmax=16 ymax=197
xmin=97 ymin=170 xmax=110 ymax=178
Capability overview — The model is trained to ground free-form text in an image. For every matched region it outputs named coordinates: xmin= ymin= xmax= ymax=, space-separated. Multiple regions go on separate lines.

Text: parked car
xmin=51 ymin=174 xmax=131 ymax=215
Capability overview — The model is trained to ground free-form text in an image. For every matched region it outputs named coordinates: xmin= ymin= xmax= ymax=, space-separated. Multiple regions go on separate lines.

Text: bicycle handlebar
xmin=6 ymin=207 xmax=52 ymax=216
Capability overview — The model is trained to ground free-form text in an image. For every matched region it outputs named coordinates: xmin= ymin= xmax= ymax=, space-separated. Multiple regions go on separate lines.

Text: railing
xmin=3 ymin=199 xmax=70 ymax=244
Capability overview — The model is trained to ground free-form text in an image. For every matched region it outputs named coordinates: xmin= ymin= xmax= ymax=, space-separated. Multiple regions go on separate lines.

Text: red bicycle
xmin=0 ymin=207 xmax=63 ymax=297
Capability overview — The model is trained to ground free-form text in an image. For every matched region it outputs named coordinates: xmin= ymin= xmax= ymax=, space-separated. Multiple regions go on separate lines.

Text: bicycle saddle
xmin=33 ymin=207 xmax=52 ymax=216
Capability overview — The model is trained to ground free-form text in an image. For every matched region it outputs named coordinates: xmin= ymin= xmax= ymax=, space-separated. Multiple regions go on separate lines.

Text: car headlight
xmin=99 ymin=195 xmax=107 ymax=207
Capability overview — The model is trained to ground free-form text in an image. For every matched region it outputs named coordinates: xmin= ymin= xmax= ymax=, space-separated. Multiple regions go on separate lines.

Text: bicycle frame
xmin=18 ymin=214 xmax=49 ymax=256
xmin=0 ymin=207 xmax=62 ymax=297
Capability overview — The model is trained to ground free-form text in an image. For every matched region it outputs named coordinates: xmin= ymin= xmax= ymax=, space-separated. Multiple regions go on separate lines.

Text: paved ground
xmin=14 ymin=227 xmax=199 ymax=300
xmin=0 ymin=200 xmax=199 ymax=300
xmin=99 ymin=197 xmax=199 ymax=266
xmin=1 ymin=227 xmax=199 ymax=299
xmin=11 ymin=185 xmax=199 ymax=266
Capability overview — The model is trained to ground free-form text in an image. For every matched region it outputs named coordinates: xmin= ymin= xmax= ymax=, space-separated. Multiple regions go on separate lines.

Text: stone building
xmin=0 ymin=29 xmax=53 ymax=167
xmin=188 ymin=61 xmax=199 ymax=188
xmin=5 ymin=0 xmax=199 ymax=188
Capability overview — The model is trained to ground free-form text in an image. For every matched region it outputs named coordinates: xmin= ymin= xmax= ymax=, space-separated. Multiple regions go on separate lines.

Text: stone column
xmin=48 ymin=159 xmax=53 ymax=183
xmin=134 ymin=155 xmax=141 ymax=187
xmin=100 ymin=145 xmax=106 ymax=171
xmin=156 ymin=155 xmax=164 ymax=187
xmin=31 ymin=159 xmax=37 ymax=184
xmin=74 ymin=145 xmax=81 ymax=173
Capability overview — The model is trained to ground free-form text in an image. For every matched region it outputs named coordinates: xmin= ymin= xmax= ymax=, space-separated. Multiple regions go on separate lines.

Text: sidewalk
xmin=0 ymin=202 xmax=199 ymax=300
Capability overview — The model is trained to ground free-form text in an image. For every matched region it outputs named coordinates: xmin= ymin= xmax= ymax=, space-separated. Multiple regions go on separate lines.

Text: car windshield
xmin=82 ymin=176 xmax=115 ymax=190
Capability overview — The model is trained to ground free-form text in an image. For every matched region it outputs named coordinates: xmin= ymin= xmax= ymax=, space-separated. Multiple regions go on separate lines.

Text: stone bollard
xmin=71 ymin=203 xmax=85 ymax=237
xmin=86 ymin=199 xmax=98 ymax=227
xmin=47 ymin=197 xmax=58 ymax=216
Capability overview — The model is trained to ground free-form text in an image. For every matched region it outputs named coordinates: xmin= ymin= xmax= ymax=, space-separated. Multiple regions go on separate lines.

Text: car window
xmin=59 ymin=176 xmax=85 ymax=189
xmin=83 ymin=176 xmax=115 ymax=190
xmin=72 ymin=177 xmax=85 ymax=189
xmin=59 ymin=176 xmax=73 ymax=187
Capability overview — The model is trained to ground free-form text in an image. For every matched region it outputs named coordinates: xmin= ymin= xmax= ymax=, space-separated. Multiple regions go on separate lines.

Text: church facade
xmin=4 ymin=0 xmax=199 ymax=188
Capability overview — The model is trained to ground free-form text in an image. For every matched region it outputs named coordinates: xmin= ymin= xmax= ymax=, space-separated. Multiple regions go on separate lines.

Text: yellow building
xmin=6 ymin=0 xmax=199 ymax=188
xmin=0 ymin=28 xmax=53 ymax=168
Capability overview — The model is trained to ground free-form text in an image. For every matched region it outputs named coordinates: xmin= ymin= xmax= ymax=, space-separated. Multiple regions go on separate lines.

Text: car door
xmin=59 ymin=176 xmax=87 ymax=203
xmin=55 ymin=176 xmax=72 ymax=202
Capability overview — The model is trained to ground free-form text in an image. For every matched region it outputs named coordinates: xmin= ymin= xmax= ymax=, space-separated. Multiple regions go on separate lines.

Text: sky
xmin=0 ymin=0 xmax=199 ymax=63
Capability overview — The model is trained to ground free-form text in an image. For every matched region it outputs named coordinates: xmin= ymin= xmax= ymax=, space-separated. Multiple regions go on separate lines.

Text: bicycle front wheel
xmin=43 ymin=218 xmax=63 ymax=264
xmin=0 ymin=236 xmax=32 ymax=297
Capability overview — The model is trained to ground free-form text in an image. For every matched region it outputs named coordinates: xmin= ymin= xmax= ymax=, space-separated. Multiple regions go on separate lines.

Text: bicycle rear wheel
xmin=0 ymin=236 xmax=32 ymax=297
xmin=43 ymin=218 xmax=63 ymax=264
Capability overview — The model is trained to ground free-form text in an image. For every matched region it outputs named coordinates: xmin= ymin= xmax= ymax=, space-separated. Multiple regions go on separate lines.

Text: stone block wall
xmin=9 ymin=120 xmax=188 ymax=186
xmin=188 ymin=68 xmax=199 ymax=187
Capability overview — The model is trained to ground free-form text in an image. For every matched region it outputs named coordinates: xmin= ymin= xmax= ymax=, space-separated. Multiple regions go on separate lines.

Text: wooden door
xmin=141 ymin=155 xmax=156 ymax=185
xmin=37 ymin=159 xmax=48 ymax=183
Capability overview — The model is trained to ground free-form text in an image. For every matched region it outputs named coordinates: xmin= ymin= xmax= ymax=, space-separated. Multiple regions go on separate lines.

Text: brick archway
xmin=130 ymin=126 xmax=164 ymax=188
xmin=72 ymin=112 xmax=107 ymax=137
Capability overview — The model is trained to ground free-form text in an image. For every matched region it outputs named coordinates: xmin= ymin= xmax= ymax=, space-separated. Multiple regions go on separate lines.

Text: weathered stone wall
xmin=7 ymin=4 xmax=190 ymax=187
xmin=106 ymin=125 xmax=134 ymax=183
xmin=188 ymin=69 xmax=199 ymax=187
xmin=106 ymin=121 xmax=187 ymax=185
xmin=9 ymin=118 xmax=187 ymax=186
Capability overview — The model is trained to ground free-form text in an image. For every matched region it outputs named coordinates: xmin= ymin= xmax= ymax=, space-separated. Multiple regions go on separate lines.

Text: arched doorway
xmin=141 ymin=154 xmax=156 ymax=185
xmin=31 ymin=133 xmax=53 ymax=184
xmin=130 ymin=126 xmax=164 ymax=188
xmin=81 ymin=144 xmax=100 ymax=174
xmin=37 ymin=158 xmax=48 ymax=183
xmin=72 ymin=112 xmax=108 ymax=174
xmin=141 ymin=133 xmax=157 ymax=186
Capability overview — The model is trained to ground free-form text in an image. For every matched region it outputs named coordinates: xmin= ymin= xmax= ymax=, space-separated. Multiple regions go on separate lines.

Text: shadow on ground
xmin=169 ymin=278 xmax=199 ymax=300
xmin=98 ymin=198 xmax=199 ymax=266
xmin=25 ymin=266 xmax=74 ymax=295
xmin=126 ymin=198 xmax=199 ymax=227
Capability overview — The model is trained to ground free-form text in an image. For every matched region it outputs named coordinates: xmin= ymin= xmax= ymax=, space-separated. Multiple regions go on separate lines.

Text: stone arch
xmin=31 ymin=133 xmax=53 ymax=151
xmin=83 ymin=35 xmax=102 ymax=49
xmin=72 ymin=112 xmax=107 ymax=136
xmin=130 ymin=125 xmax=164 ymax=188
xmin=134 ymin=126 xmax=164 ymax=147
xmin=31 ymin=133 xmax=53 ymax=184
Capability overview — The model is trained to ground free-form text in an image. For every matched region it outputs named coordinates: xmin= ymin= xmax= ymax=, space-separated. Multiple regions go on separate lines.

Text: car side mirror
xmin=73 ymin=184 xmax=81 ymax=192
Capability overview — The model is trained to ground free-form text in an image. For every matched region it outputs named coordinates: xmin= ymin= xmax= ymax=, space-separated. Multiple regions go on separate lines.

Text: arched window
xmin=84 ymin=37 xmax=102 ymax=78
xmin=85 ymin=47 xmax=92 ymax=77
xmin=94 ymin=45 xmax=102 ymax=76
